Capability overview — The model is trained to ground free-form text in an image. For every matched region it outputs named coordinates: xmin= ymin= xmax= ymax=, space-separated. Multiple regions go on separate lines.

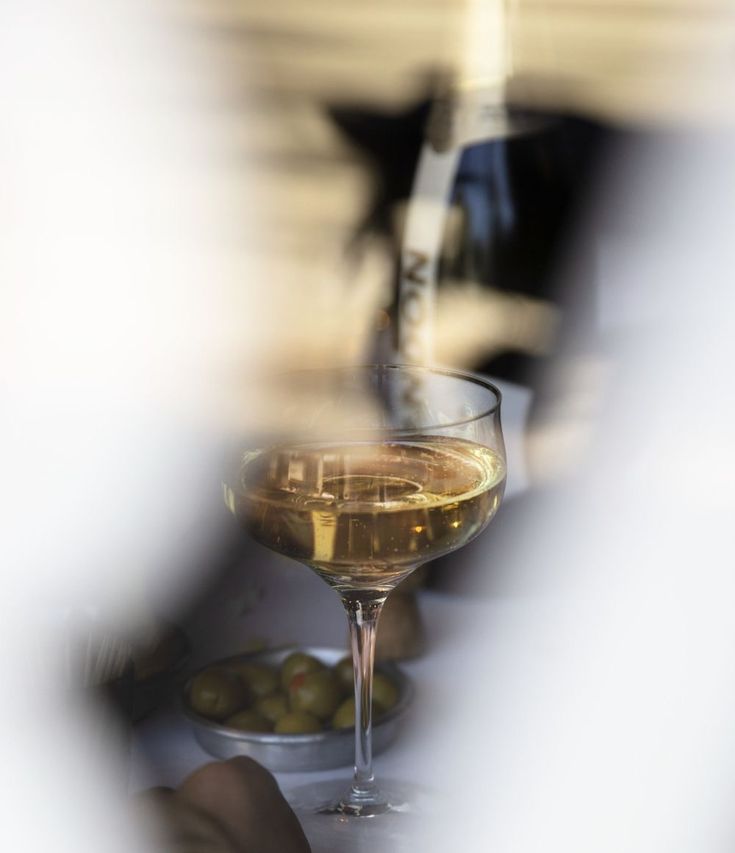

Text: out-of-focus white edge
xmin=0 ymin=1 xmax=262 ymax=850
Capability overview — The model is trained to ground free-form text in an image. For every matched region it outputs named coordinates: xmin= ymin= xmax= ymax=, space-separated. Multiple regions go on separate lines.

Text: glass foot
xmin=317 ymin=784 xmax=407 ymax=817
xmin=287 ymin=779 xmax=415 ymax=816
xmin=284 ymin=779 xmax=431 ymax=852
xmin=319 ymin=798 xmax=393 ymax=818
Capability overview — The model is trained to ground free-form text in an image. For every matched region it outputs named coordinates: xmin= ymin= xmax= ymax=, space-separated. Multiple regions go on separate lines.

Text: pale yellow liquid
xmin=226 ymin=437 xmax=505 ymax=592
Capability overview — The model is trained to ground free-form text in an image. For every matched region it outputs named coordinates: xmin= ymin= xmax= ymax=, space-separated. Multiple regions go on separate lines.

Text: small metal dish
xmin=178 ymin=646 xmax=413 ymax=773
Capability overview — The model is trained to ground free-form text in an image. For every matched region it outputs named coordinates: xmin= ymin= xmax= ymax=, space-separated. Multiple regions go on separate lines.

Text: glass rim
xmin=270 ymin=363 xmax=502 ymax=435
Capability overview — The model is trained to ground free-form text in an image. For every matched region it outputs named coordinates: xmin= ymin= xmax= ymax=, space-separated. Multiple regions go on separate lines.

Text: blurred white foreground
xmin=0 ymin=1 xmax=261 ymax=849
xmin=417 ymin=130 xmax=735 ymax=851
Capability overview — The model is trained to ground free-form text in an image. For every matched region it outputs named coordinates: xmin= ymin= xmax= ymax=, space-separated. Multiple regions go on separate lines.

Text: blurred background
xmin=3 ymin=0 xmax=735 ymax=850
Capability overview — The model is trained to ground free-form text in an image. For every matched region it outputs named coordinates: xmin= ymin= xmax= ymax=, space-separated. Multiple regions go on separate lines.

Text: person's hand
xmin=138 ymin=757 xmax=311 ymax=853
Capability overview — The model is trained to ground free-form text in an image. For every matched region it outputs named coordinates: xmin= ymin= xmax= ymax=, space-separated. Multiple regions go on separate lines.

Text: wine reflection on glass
xmin=224 ymin=364 xmax=505 ymax=818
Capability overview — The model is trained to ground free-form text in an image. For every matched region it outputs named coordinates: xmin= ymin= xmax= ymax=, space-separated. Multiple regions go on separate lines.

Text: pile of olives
xmin=187 ymin=651 xmax=399 ymax=735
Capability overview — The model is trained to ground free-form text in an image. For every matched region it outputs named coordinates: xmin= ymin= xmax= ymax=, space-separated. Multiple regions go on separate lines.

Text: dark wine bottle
xmin=394 ymin=85 xmax=608 ymax=389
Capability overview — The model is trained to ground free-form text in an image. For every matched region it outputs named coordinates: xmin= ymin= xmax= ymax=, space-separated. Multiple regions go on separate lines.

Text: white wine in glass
xmin=225 ymin=365 xmax=506 ymax=817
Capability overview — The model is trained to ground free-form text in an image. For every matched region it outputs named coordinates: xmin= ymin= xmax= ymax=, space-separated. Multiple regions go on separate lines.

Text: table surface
xmin=131 ymin=589 xmax=484 ymax=793
xmin=131 ymin=586 xmax=533 ymax=852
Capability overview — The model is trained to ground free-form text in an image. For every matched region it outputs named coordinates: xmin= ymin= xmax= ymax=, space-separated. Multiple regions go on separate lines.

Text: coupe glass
xmin=225 ymin=364 xmax=505 ymax=817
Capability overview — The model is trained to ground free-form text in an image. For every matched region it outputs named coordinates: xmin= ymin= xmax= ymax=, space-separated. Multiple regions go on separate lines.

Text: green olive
xmin=333 ymin=656 xmax=354 ymax=693
xmin=331 ymin=697 xmax=355 ymax=729
xmin=288 ymin=669 xmax=342 ymax=720
xmin=225 ymin=709 xmax=272 ymax=733
xmin=280 ymin=652 xmax=324 ymax=690
xmin=256 ymin=692 xmax=289 ymax=725
xmin=372 ymin=672 xmax=398 ymax=713
xmin=226 ymin=662 xmax=279 ymax=699
xmin=188 ymin=668 xmax=248 ymax=721
xmin=331 ymin=696 xmax=390 ymax=729
xmin=274 ymin=711 xmax=322 ymax=734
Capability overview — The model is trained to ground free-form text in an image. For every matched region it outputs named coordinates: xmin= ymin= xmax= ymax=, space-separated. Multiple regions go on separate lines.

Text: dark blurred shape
xmin=132 ymin=624 xmax=191 ymax=722
xmin=442 ymin=114 xmax=609 ymax=387
xmin=375 ymin=588 xmax=427 ymax=661
xmin=329 ymin=99 xmax=432 ymax=251
xmin=330 ymin=95 xmax=611 ymax=388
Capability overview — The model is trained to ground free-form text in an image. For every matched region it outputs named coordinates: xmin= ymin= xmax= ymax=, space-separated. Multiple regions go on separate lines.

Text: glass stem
xmin=342 ymin=592 xmax=386 ymax=802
